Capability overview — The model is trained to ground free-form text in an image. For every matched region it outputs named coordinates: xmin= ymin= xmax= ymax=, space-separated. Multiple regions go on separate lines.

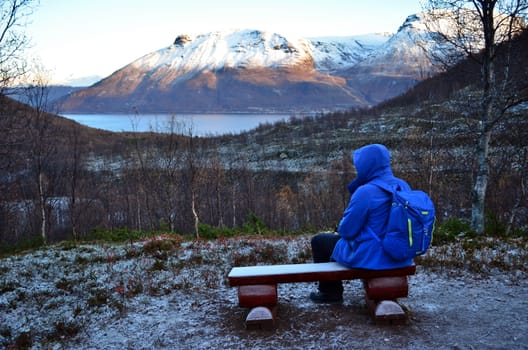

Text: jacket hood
xmin=347 ymin=144 xmax=393 ymax=194
xmin=353 ymin=143 xmax=391 ymax=180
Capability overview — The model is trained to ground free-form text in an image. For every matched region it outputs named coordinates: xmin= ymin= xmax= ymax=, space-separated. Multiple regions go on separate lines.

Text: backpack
xmin=369 ymin=180 xmax=436 ymax=261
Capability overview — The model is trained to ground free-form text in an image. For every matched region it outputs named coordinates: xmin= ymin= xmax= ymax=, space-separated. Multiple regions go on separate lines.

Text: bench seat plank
xmin=228 ymin=262 xmax=415 ymax=286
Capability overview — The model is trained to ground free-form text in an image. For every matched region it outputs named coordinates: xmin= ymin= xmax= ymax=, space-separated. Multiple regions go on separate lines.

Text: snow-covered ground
xmin=1 ymin=235 xmax=526 ymax=349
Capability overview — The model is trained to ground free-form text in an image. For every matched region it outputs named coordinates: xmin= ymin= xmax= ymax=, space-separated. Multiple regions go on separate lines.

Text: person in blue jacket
xmin=310 ymin=143 xmax=414 ymax=304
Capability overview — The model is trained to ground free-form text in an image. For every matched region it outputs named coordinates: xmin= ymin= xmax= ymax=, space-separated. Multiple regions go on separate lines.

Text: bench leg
xmin=234 ymin=276 xmax=412 ymax=328
xmin=365 ymin=297 xmax=407 ymax=325
xmin=237 ymin=284 xmax=278 ymax=330
xmin=363 ymin=276 xmax=409 ymax=325
xmin=245 ymin=305 xmax=278 ymax=330
xmin=237 ymin=284 xmax=278 ymax=308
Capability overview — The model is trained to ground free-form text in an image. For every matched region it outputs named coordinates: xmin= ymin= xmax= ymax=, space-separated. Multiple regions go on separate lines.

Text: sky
xmin=25 ymin=0 xmax=424 ymax=85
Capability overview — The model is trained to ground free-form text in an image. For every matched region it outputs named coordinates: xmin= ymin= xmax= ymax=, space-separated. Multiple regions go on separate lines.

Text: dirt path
xmin=213 ymin=271 xmax=528 ymax=350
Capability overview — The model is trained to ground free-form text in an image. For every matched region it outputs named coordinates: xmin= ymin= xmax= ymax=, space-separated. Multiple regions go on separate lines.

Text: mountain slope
xmin=58 ymin=29 xmax=386 ymax=113
xmin=343 ymin=13 xmax=445 ymax=105
xmin=57 ymin=14 xmax=462 ymax=113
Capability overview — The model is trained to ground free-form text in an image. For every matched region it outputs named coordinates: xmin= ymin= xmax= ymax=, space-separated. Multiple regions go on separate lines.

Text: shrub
xmin=242 ymin=211 xmax=267 ymax=235
xmin=433 ymin=217 xmax=474 ymax=245
xmin=51 ymin=320 xmax=80 ymax=340
xmin=141 ymin=234 xmax=182 ymax=259
xmin=485 ymin=212 xmax=507 ymax=236
xmin=198 ymin=223 xmax=238 ymax=239
xmin=0 ymin=236 xmax=45 ymax=255
xmin=231 ymin=239 xmax=289 ymax=266
xmin=90 ymin=228 xmax=147 ymax=242
xmin=12 ymin=331 xmax=33 ymax=350
xmin=87 ymin=288 xmax=110 ymax=307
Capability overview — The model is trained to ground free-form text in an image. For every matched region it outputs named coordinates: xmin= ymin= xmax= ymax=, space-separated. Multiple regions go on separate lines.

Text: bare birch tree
xmin=65 ymin=122 xmax=84 ymax=240
xmin=22 ymin=69 xmax=56 ymax=243
xmin=423 ymin=0 xmax=528 ymax=234
xmin=0 ymin=0 xmax=36 ymax=90
xmin=186 ymin=127 xmax=201 ymax=238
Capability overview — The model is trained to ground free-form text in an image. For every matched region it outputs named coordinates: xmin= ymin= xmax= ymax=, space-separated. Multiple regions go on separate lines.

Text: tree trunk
xmin=136 ymin=193 xmax=142 ymax=232
xmin=471 ymin=127 xmax=492 ymax=234
xmin=232 ymin=183 xmax=237 ymax=228
xmin=470 ymin=0 xmax=496 ymax=235
xmin=191 ymin=190 xmax=199 ymax=238
xmin=38 ymin=172 xmax=47 ymax=244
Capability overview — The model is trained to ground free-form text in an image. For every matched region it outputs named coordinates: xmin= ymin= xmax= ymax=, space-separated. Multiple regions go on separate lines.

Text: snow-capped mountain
xmin=308 ymin=33 xmax=390 ymax=72
xmin=115 ymin=30 xmax=389 ymax=94
xmin=56 ymin=14 xmax=461 ymax=114
xmin=343 ymin=13 xmax=445 ymax=105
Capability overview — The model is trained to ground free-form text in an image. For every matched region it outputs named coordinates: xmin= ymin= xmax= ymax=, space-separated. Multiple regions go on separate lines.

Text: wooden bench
xmin=228 ymin=262 xmax=416 ymax=329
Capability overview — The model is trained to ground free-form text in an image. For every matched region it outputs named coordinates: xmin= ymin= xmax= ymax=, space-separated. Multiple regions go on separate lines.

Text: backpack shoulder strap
xmin=364 ymin=179 xmax=397 ymax=242
xmin=369 ymin=179 xmax=398 ymax=194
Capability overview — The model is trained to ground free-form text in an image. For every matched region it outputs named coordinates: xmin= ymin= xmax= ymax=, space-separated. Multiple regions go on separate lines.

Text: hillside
xmin=380 ymin=28 xmax=528 ymax=108
xmin=0 ymin=94 xmax=137 ymax=157
xmin=1 ymin=28 xmax=527 ymax=244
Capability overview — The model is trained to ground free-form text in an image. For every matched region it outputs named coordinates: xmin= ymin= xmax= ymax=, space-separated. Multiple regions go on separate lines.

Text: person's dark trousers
xmin=311 ymin=232 xmax=343 ymax=295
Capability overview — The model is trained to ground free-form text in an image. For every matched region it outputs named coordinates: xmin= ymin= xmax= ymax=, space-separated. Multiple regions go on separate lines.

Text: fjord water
xmin=62 ymin=113 xmax=291 ymax=136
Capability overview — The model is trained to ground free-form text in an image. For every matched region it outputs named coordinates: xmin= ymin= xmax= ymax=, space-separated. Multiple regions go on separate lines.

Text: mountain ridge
xmin=56 ymin=14 xmax=458 ymax=113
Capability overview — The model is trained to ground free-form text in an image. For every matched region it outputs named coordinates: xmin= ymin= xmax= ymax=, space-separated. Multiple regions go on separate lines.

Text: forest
xmin=1 ymin=77 xmax=527 ymax=249
xmin=1 ymin=12 xmax=528 ymax=249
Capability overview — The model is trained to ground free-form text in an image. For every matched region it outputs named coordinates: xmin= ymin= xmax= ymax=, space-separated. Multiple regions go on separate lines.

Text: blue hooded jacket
xmin=331 ymin=144 xmax=414 ymax=270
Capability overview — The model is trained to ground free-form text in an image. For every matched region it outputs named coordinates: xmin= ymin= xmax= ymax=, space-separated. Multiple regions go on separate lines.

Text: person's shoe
xmin=309 ymin=291 xmax=343 ymax=304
